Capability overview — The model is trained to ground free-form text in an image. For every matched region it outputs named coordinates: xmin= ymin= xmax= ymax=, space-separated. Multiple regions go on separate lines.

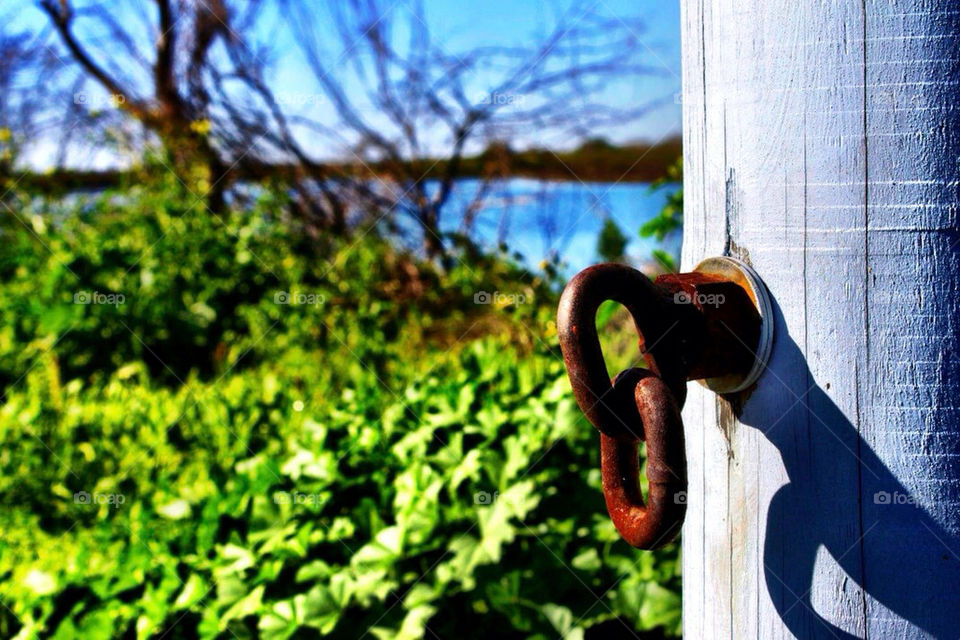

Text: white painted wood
xmin=680 ymin=1 xmax=960 ymax=637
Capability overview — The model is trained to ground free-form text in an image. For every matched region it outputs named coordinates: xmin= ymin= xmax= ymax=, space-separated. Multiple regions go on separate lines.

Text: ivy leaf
xmin=351 ymin=525 xmax=404 ymax=568
xmin=174 ymin=574 xmax=209 ymax=610
xmin=220 ymin=585 xmax=264 ymax=629
xmin=156 ymin=499 xmax=191 ymax=520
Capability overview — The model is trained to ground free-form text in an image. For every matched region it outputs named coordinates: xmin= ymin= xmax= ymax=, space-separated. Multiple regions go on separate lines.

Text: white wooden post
xmin=680 ymin=1 xmax=960 ymax=637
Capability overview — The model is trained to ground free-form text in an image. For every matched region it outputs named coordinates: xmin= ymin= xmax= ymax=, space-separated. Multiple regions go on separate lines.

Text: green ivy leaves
xmin=0 ymin=184 xmax=680 ymax=639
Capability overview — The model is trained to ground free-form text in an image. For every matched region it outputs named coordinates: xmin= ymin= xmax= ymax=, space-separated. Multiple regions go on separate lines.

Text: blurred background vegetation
xmin=0 ymin=1 xmax=683 ymax=638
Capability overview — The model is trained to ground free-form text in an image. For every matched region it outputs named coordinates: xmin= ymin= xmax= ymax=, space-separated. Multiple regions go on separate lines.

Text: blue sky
xmin=291 ymin=0 xmax=683 ymax=145
xmin=9 ymin=0 xmax=681 ymax=168
xmin=424 ymin=0 xmax=682 ymax=143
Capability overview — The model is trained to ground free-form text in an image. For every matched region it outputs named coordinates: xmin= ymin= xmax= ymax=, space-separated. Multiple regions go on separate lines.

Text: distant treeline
xmin=445 ymin=136 xmax=683 ymax=182
xmin=12 ymin=137 xmax=682 ymax=194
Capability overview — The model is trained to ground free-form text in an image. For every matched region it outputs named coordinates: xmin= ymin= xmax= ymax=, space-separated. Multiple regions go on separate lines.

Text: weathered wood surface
xmin=680 ymin=1 xmax=960 ymax=637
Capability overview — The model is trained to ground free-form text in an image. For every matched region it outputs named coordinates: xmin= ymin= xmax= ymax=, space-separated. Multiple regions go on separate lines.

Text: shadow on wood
xmin=736 ymin=296 xmax=960 ymax=639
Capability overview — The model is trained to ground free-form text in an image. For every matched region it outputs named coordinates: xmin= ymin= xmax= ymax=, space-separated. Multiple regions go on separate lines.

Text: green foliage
xmin=596 ymin=218 xmax=629 ymax=263
xmin=640 ymin=156 xmax=683 ymax=272
xmin=0 ymin=182 xmax=548 ymax=389
xmin=0 ymin=183 xmax=681 ymax=639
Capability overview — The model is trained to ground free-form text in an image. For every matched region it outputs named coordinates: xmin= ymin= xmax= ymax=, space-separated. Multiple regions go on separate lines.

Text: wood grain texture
xmin=680 ymin=1 xmax=960 ymax=637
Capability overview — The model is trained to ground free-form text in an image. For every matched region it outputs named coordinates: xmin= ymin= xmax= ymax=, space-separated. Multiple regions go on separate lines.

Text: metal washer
xmin=692 ymin=256 xmax=774 ymax=394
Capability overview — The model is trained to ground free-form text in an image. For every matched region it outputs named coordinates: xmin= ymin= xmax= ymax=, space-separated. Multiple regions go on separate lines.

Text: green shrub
xmin=0 ymin=183 xmax=680 ymax=638
xmin=639 ymin=156 xmax=683 ymax=272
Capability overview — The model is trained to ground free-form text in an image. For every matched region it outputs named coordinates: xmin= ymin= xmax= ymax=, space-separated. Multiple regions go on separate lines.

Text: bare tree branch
xmin=16 ymin=0 xmax=671 ymax=254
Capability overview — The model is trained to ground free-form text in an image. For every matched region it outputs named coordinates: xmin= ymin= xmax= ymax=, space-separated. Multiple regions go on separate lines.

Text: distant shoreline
xmin=370 ymin=136 xmax=682 ymax=184
xmin=10 ymin=137 xmax=682 ymax=194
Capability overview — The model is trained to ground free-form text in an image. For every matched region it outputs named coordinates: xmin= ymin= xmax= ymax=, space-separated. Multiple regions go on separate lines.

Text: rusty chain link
xmin=557 ymin=260 xmax=769 ymax=549
xmin=600 ymin=368 xmax=686 ymax=548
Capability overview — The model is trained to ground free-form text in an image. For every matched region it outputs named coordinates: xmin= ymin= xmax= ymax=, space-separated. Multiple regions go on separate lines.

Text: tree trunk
xmin=680 ymin=1 xmax=960 ymax=638
xmin=159 ymin=124 xmax=226 ymax=214
xmin=421 ymin=208 xmax=445 ymax=259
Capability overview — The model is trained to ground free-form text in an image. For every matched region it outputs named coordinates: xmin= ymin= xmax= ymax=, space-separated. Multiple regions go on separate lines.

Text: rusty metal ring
xmin=601 ymin=368 xmax=686 ymax=548
xmin=557 ymin=260 xmax=771 ymax=548
xmin=556 ymin=263 xmax=688 ymax=441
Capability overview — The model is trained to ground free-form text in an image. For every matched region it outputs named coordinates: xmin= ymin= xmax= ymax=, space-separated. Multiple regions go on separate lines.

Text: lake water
xmin=438 ymin=178 xmax=681 ymax=274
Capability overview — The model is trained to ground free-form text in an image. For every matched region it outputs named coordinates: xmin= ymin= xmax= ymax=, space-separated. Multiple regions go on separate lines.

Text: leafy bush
xmin=0 ymin=181 xmax=550 ymax=389
xmin=596 ymin=218 xmax=629 ymax=263
xmin=639 ymin=157 xmax=683 ymax=272
xmin=0 ymin=183 xmax=680 ymax=638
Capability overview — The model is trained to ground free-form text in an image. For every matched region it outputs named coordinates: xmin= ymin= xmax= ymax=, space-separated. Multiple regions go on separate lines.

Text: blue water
xmin=438 ymin=178 xmax=680 ymax=274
